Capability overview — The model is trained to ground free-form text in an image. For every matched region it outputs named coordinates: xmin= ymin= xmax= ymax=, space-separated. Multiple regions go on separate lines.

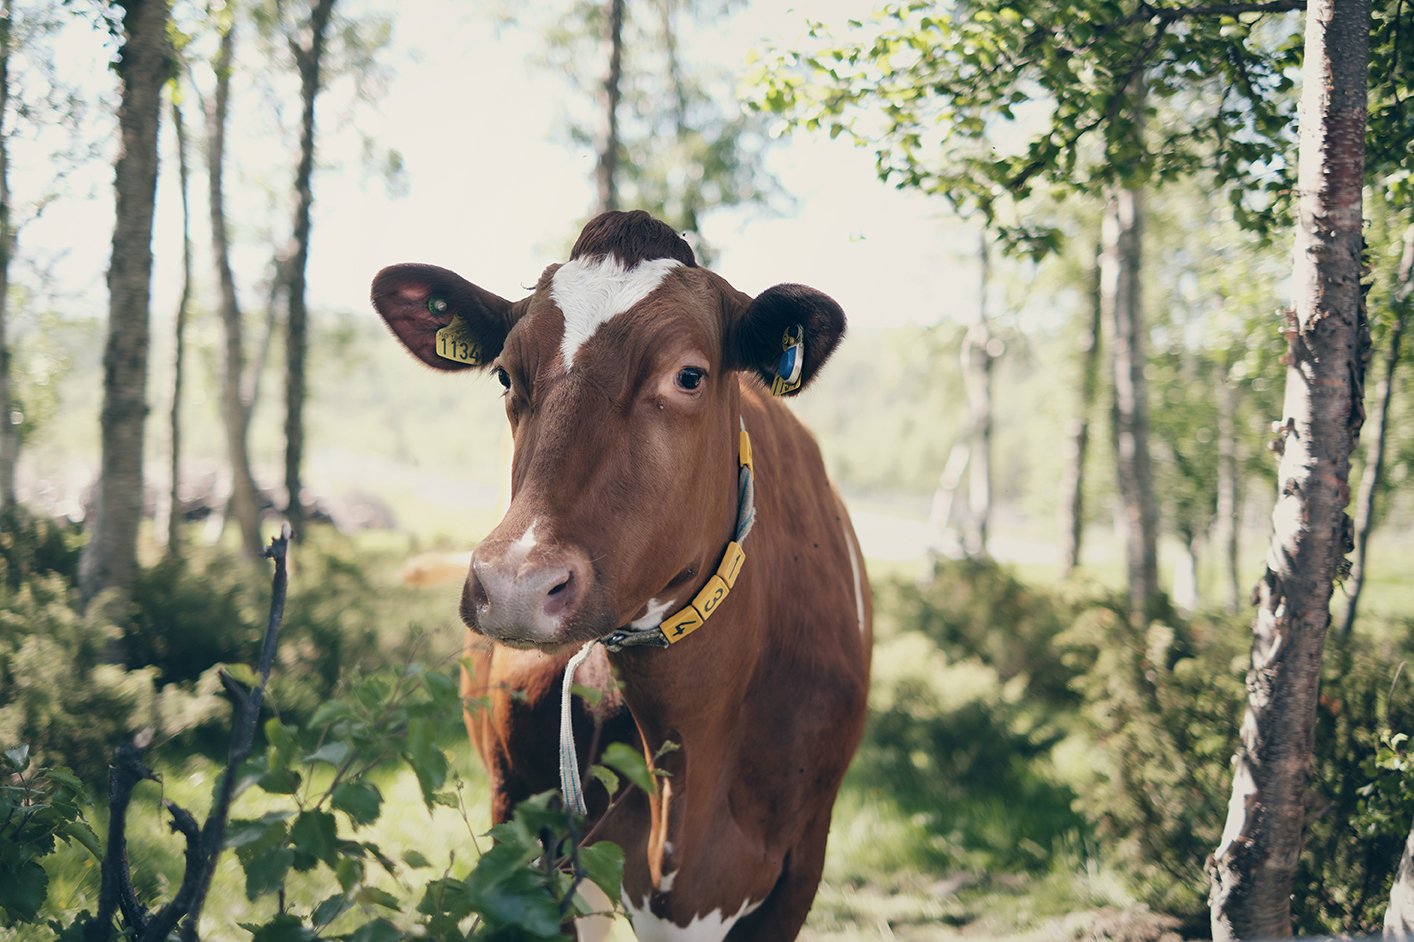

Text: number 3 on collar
xmin=771 ymin=324 xmax=804 ymax=396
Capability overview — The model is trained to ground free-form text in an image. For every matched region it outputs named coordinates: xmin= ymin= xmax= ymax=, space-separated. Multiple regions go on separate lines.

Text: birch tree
xmin=1207 ymin=0 xmax=1370 ymax=935
xmin=78 ymin=0 xmax=170 ymax=602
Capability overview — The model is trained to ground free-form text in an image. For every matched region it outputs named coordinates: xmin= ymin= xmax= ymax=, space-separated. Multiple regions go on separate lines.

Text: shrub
xmin=854 ymin=565 xmax=1087 ymax=872
xmin=1292 ymin=631 xmax=1414 ymax=934
xmin=1055 ymin=602 xmax=1246 ymax=916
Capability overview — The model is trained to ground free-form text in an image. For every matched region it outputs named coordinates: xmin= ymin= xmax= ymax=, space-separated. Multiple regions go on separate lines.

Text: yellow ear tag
xmin=435 ymin=313 xmax=483 ymax=365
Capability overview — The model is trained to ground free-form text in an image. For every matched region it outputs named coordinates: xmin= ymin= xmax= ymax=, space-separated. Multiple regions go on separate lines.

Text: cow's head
xmin=372 ymin=211 xmax=844 ymax=651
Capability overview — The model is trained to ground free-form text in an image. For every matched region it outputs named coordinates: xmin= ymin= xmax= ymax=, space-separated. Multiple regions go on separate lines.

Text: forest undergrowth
xmin=4 ymin=509 xmax=1414 ymax=939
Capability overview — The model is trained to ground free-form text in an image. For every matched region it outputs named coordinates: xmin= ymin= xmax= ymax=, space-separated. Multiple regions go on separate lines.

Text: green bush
xmin=854 ymin=565 xmax=1087 ymax=873
xmin=1293 ymin=631 xmax=1414 ymax=934
xmin=1055 ymin=601 xmax=1246 ymax=916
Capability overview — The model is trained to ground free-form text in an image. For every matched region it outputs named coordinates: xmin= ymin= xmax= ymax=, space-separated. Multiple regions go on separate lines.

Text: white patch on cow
xmin=623 ymin=893 xmax=764 ymax=942
xmin=514 ymin=519 xmax=539 ymax=552
xmin=631 ymin=598 xmax=676 ymax=631
xmin=658 ymin=869 xmax=678 ymax=893
xmin=574 ymin=879 xmax=616 ymax=942
xmin=552 ymin=255 xmax=682 ymax=369
xmin=843 ymin=524 xmax=865 ymax=635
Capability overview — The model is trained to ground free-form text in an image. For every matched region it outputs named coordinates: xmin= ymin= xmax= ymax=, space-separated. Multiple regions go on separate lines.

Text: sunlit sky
xmin=30 ymin=0 xmax=980 ymax=337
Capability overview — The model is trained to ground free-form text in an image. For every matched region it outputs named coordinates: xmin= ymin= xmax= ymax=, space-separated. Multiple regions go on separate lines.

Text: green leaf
xmin=289 ymin=810 xmax=340 ymax=868
xmin=225 ymin=663 xmax=259 ymax=688
xmin=309 ymin=700 xmax=354 ymax=730
xmin=424 ymin=669 xmax=459 ymax=706
xmin=243 ymin=912 xmax=317 ymax=942
xmin=257 ymin=769 xmax=302 ymax=795
xmin=356 ymin=886 xmax=402 ymax=911
xmin=348 ymin=918 xmax=403 ymax=942
xmin=42 ymin=767 xmax=85 ymax=797
xmin=336 ymin=856 xmax=366 ymax=893
xmin=570 ymin=683 xmax=602 ymax=708
xmin=61 ymin=820 xmax=103 ymax=861
xmin=467 ymin=865 xmax=562 ymax=937
xmin=242 ymin=846 xmax=294 ymax=900
xmin=402 ymin=850 xmax=432 ymax=869
xmin=588 ymin=765 xmax=619 ymax=797
xmin=332 ymin=781 xmax=383 ymax=827
xmin=227 ymin=812 xmax=294 ymax=851
xmin=302 ymin=742 xmax=352 ymax=767
xmin=578 ymin=842 xmax=624 ymax=905
xmin=3 ymin=745 xmax=29 ymax=773
xmin=0 ymin=858 xmax=48 ymax=920
xmin=311 ymin=893 xmax=352 ymax=928
xmin=601 ymin=742 xmax=657 ymax=796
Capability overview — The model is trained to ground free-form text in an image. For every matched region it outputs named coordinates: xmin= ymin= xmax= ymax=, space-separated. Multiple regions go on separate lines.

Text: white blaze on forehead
xmin=551 ymin=254 xmax=682 ymax=369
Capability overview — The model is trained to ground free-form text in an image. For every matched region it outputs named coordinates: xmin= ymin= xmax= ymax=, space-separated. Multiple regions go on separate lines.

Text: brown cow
xmin=372 ymin=211 xmax=872 ymax=941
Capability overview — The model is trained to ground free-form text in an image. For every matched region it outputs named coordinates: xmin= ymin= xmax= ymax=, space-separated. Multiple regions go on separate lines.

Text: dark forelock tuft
xmin=570 ymin=210 xmax=698 ymax=269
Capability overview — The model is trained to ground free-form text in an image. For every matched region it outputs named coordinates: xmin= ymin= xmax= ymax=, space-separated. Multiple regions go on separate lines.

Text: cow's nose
xmin=463 ymin=548 xmax=587 ymax=643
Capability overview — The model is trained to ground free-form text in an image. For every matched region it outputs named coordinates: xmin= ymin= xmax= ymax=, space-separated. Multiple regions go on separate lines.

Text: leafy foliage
xmin=1294 ymin=634 xmax=1414 ymax=934
xmin=0 ymin=746 xmax=99 ymax=926
xmin=857 ymin=566 xmax=1086 ymax=872
xmin=744 ymin=0 xmax=1305 ymax=253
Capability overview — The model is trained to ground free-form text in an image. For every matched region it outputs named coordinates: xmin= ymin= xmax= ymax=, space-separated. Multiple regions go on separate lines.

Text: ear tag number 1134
xmin=434 ymin=310 xmax=483 ymax=365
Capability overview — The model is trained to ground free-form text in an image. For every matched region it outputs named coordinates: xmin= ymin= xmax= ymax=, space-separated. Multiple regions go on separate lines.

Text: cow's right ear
xmin=371 ymin=263 xmax=518 ymax=371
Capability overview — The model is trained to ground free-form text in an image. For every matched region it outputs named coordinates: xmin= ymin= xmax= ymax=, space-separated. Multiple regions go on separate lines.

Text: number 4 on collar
xmin=771 ymin=324 xmax=804 ymax=396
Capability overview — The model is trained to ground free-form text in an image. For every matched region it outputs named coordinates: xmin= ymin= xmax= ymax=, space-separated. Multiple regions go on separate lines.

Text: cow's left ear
xmin=732 ymin=283 xmax=846 ymax=396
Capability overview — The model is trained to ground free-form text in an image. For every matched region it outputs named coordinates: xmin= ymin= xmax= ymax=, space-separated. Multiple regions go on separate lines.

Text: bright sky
xmin=26 ymin=0 xmax=979 ymax=337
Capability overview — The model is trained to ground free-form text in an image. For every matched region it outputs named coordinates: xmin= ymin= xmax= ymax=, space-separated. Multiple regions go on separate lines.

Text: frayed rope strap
xmin=559 ymin=419 xmax=757 ymax=815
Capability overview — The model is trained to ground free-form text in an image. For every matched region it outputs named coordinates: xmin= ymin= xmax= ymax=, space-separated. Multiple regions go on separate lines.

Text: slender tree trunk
xmin=78 ymin=0 xmax=169 ymax=602
xmin=1341 ymin=221 xmax=1413 ymax=637
xmin=1101 ymin=182 xmax=1160 ymax=619
xmin=1060 ymin=245 xmax=1103 ymax=577
xmin=595 ymin=0 xmax=624 ymax=213
xmin=282 ymin=0 xmax=335 ymax=542
xmin=207 ymin=22 xmax=264 ymax=562
xmin=961 ymin=233 xmax=993 ymax=557
xmin=1214 ymin=364 xmax=1242 ymax=612
xmin=0 ymin=0 xmax=16 ymax=513
xmin=1208 ymin=0 xmax=1370 ymax=936
xmin=1385 ymin=827 xmax=1414 ymax=936
xmin=164 ymin=89 xmax=193 ymax=556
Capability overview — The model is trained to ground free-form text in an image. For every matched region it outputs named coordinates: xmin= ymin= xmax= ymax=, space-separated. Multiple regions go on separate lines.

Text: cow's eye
xmin=494 ymin=367 xmax=511 ymax=390
xmin=676 ymin=368 xmax=705 ymax=391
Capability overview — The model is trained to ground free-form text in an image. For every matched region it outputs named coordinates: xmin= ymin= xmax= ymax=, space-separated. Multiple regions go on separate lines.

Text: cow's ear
xmin=732 ymin=283 xmax=845 ymax=396
xmin=371 ymin=263 xmax=518 ymax=371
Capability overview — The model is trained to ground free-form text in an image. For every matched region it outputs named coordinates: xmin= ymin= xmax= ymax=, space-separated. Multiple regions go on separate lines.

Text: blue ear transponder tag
xmin=771 ymin=325 xmax=805 ymax=396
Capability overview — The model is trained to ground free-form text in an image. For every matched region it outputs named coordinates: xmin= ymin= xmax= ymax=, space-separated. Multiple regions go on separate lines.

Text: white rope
xmin=558 ymin=639 xmax=597 ymax=815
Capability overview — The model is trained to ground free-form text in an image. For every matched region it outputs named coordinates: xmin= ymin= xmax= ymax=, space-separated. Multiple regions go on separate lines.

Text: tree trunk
xmin=1214 ymin=363 xmax=1242 ymax=613
xmin=207 ymin=22 xmax=264 ymax=562
xmin=1385 ymin=819 xmax=1414 ymax=934
xmin=961 ymin=233 xmax=993 ymax=558
xmin=78 ymin=0 xmax=169 ymax=602
xmin=1208 ymin=0 xmax=1369 ymax=937
xmin=1059 ymin=245 xmax=1103 ymax=577
xmin=1101 ymin=183 xmax=1160 ymax=619
xmin=1341 ymin=221 xmax=1412 ymax=637
xmin=282 ymin=0 xmax=335 ymax=542
xmin=163 ymin=89 xmax=193 ymax=556
xmin=595 ymin=0 xmax=624 ymax=213
xmin=0 ymin=0 xmax=16 ymax=513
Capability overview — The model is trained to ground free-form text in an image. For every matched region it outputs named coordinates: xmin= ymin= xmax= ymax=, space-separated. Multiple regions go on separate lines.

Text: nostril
xmin=542 ymin=570 xmax=576 ymax=618
xmin=467 ymin=567 xmax=489 ymax=610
